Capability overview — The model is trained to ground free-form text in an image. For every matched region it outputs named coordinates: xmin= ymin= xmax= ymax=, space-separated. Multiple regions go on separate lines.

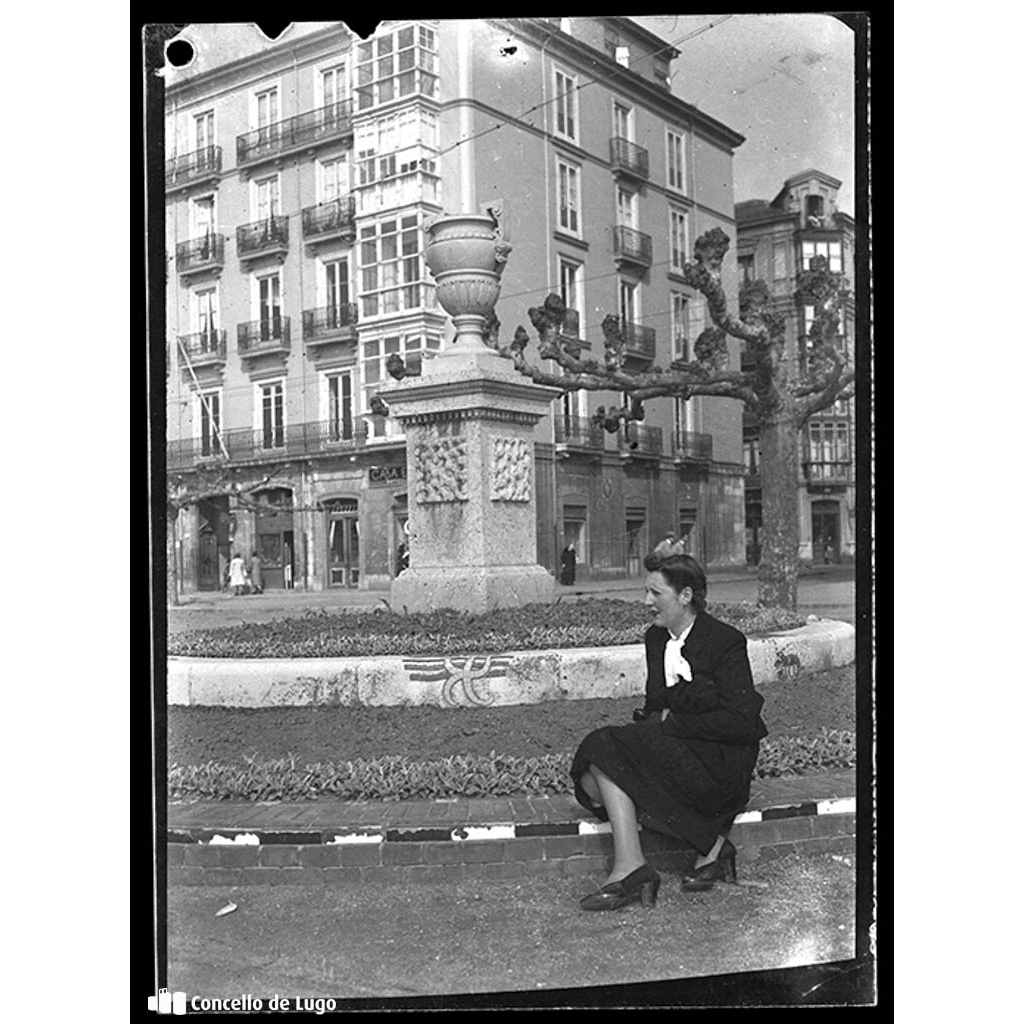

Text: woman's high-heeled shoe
xmin=579 ymin=863 xmax=661 ymax=911
xmin=680 ymin=838 xmax=737 ymax=892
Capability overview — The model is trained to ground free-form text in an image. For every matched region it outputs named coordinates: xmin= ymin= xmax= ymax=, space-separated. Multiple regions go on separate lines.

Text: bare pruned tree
xmin=492 ymin=227 xmax=855 ymax=610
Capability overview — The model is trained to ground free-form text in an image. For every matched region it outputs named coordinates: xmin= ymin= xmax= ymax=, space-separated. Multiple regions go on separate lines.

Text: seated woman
xmin=570 ymin=542 xmax=768 ymax=911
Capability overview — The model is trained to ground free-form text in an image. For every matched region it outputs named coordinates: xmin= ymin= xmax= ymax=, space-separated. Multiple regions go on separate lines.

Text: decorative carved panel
xmin=490 ymin=437 xmax=531 ymax=502
xmin=414 ymin=437 xmax=468 ymax=504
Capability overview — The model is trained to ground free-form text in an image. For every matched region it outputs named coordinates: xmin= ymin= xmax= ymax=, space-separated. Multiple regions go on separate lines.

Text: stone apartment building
xmin=163 ymin=17 xmax=749 ymax=593
xmin=735 ymin=169 xmax=856 ymax=565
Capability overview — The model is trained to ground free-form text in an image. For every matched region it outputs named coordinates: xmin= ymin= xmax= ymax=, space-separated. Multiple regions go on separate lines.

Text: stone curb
xmin=166 ymin=799 xmax=856 ymax=886
xmin=167 ymin=619 xmax=855 ymax=708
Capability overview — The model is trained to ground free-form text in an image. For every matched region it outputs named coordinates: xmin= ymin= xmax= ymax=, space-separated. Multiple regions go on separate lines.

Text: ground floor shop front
xmin=170 ymin=445 xmax=746 ymax=596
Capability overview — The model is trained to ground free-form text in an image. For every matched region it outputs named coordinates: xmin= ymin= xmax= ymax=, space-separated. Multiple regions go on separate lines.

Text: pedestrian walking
xmin=248 ymin=550 xmax=263 ymax=594
xmin=559 ymin=541 xmax=577 ymax=586
xmin=228 ymin=552 xmax=248 ymax=596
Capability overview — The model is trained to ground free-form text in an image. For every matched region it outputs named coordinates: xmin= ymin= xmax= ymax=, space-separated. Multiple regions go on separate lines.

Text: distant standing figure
xmin=248 ymin=550 xmax=263 ymax=594
xmin=228 ymin=552 xmax=248 ymax=596
xmin=560 ymin=542 xmax=577 ymax=586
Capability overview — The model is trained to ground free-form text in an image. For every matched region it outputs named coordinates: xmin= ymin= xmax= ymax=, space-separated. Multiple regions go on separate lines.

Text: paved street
xmin=167 ymin=850 xmax=866 ymax=1006
xmin=166 ymin=564 xmax=855 ymax=633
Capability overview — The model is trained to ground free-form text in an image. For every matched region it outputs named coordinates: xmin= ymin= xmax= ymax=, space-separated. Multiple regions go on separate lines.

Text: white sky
xmin=633 ymin=14 xmax=856 ymax=213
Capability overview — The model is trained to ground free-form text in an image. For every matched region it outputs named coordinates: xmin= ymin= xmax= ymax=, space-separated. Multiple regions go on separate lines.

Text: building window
xmin=674 ymin=396 xmax=694 ymax=436
xmin=361 ymin=333 xmax=441 ymax=437
xmin=773 ymin=243 xmax=787 ymax=281
xmin=805 ymin=194 xmax=825 ymax=224
xmin=318 ymin=156 xmax=348 ymax=203
xmin=319 ymin=63 xmax=347 ymax=107
xmin=670 ymin=292 xmax=689 ymax=362
xmin=252 ymin=174 xmax=280 ymax=221
xmin=193 ymin=110 xmax=215 ymax=150
xmin=322 ymin=257 xmax=350 ymax=312
xmin=616 ymin=186 xmax=637 ymax=229
xmin=359 ymin=214 xmax=432 ymax=318
xmin=744 ymin=437 xmax=760 ymax=476
xmin=612 ymin=101 xmax=633 ymax=141
xmin=738 ymin=254 xmax=755 ymax=286
xmin=354 ymin=24 xmax=437 ymax=111
xmin=556 ymin=158 xmax=581 ymax=235
xmin=193 ymin=287 xmax=219 ymax=347
xmin=667 ymin=130 xmax=686 ymax=192
xmin=255 ymin=272 xmax=281 ymax=335
xmin=554 ymin=68 xmax=578 ymax=141
xmin=669 ymin=208 xmax=689 ymax=272
xmin=196 ymin=390 xmax=222 ymax=456
xmin=325 ymin=371 xmax=354 ymax=441
xmin=254 ymin=86 xmax=279 ymax=135
xmin=619 ymin=278 xmax=638 ymax=325
xmin=354 ymin=107 xmax=439 ymax=212
xmin=259 ymin=381 xmax=285 ymax=450
xmin=190 ymin=194 xmax=216 ymax=238
xmin=559 ymin=257 xmax=583 ymax=318
xmin=808 ymin=420 xmax=850 ymax=472
xmin=801 ymin=240 xmax=842 ymax=273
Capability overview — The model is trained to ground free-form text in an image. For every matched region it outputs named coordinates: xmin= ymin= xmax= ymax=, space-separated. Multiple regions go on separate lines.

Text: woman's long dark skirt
xmin=570 ymin=718 xmax=760 ymax=856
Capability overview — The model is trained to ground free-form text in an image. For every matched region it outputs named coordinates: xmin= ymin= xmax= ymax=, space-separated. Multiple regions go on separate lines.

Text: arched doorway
xmin=324 ymin=498 xmax=360 ymax=588
xmin=254 ymin=488 xmax=295 ymax=590
xmin=197 ymin=497 xmax=230 ymax=590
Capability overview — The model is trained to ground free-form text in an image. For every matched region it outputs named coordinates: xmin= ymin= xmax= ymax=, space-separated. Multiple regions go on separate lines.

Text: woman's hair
xmin=643 ymin=540 xmax=708 ymax=611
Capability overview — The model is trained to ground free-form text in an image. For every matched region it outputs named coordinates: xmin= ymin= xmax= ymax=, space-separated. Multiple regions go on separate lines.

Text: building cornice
xmin=493 ymin=18 xmax=746 ymax=152
xmin=164 ymin=24 xmax=353 ymax=104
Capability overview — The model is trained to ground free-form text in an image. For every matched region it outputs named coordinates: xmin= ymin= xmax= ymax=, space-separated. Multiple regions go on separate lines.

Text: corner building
xmin=735 ymin=170 xmax=856 ymax=565
xmin=164 ymin=18 xmax=748 ymax=593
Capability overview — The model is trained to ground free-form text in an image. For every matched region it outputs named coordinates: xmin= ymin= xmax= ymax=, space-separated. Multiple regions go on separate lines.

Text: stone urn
xmin=425 ymin=212 xmax=512 ymax=352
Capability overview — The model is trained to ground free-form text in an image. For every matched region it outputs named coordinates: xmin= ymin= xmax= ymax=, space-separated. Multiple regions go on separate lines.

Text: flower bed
xmin=168 ymin=599 xmax=806 ymax=660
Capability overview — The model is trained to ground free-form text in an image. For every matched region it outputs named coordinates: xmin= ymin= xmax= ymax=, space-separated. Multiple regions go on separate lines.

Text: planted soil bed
xmin=168 ymin=664 xmax=855 ymax=766
xmin=167 ymin=600 xmax=806 ymax=659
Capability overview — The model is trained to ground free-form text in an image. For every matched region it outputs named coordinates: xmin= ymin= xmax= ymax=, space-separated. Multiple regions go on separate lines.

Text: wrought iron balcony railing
xmin=167 ymin=418 xmax=369 ymax=471
xmin=554 ymin=414 xmax=604 ymax=449
xmin=165 ymin=145 xmax=222 ymax=187
xmin=619 ymin=422 xmax=663 ymax=457
xmin=673 ymin=430 xmax=713 ymax=463
xmin=175 ymin=234 xmax=225 ymax=275
xmin=302 ymin=196 xmax=356 ymax=240
xmin=619 ymin=319 xmax=657 ymax=361
xmin=803 ymin=460 xmax=852 ymax=484
xmin=237 ymin=215 xmax=289 ymax=259
xmin=236 ymin=100 xmax=354 ymax=166
xmin=237 ymin=316 xmax=291 ymax=355
xmin=612 ymin=224 xmax=653 ymax=267
xmin=609 ymin=136 xmax=650 ymax=180
xmin=177 ymin=329 xmax=227 ymax=366
xmin=302 ymin=303 xmax=359 ymax=342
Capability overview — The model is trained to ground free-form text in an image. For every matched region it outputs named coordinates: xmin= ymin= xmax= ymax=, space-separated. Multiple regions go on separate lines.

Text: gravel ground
xmin=167 ymin=850 xmax=870 ymax=1005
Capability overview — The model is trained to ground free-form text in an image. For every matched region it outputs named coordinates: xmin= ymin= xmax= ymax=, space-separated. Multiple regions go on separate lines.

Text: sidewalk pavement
xmin=167 ymin=564 xmax=855 ymax=629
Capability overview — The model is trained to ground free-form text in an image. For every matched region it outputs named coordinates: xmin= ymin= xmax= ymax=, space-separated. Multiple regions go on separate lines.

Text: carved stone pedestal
xmin=379 ymin=351 xmax=560 ymax=614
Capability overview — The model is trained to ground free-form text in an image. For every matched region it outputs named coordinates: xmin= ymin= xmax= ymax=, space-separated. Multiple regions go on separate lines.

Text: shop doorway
xmin=625 ymin=509 xmax=647 ymax=576
xmin=325 ymin=498 xmax=360 ymax=588
xmin=197 ymin=497 xmax=229 ymax=590
xmin=811 ymin=500 xmax=841 ymax=564
xmin=255 ymin=488 xmax=295 ymax=589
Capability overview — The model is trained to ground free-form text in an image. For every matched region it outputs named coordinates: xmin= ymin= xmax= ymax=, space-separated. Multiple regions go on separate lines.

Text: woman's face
xmin=644 ymin=570 xmax=693 ymax=635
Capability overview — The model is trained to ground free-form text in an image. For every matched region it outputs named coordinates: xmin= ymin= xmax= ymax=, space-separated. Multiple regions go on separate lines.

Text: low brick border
xmin=167 ymin=619 xmax=855 ymax=708
xmin=167 ymin=798 xmax=855 ymax=886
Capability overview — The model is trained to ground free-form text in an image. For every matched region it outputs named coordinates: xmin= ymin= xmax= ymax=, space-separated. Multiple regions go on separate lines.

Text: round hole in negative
xmin=166 ymin=39 xmax=194 ymax=68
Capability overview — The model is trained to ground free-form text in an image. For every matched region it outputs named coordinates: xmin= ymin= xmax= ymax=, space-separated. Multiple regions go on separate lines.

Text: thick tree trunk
xmin=757 ymin=415 xmax=801 ymax=610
